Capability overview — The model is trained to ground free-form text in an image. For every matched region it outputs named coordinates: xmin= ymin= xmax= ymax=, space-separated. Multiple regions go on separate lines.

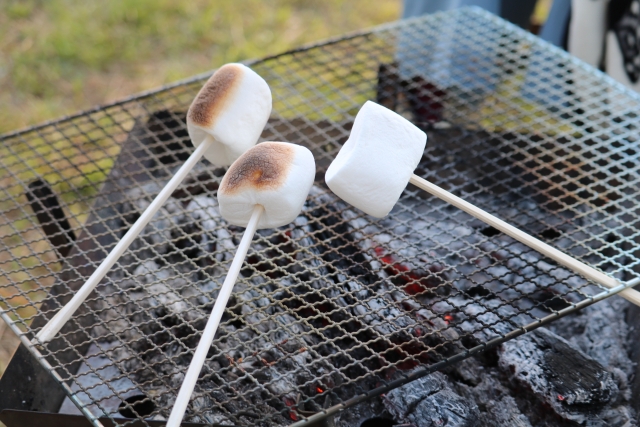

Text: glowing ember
xmin=373 ymin=246 xmax=433 ymax=295
xmin=444 ymin=314 xmax=454 ymax=324
xmin=316 ymin=386 xmax=324 ymax=393
xmin=282 ymin=396 xmax=299 ymax=421
xmin=557 ymin=394 xmax=565 ymax=401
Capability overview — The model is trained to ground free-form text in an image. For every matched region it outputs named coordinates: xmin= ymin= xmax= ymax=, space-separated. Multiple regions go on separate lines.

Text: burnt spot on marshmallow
xmin=187 ymin=64 xmax=243 ymax=127
xmin=220 ymin=142 xmax=295 ymax=195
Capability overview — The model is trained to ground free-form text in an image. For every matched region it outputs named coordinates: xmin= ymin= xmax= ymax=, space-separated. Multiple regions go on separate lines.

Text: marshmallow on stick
xmin=35 ymin=64 xmax=272 ymax=344
xmin=188 ymin=64 xmax=272 ymax=166
xmin=167 ymin=141 xmax=315 ymax=427
xmin=326 ymin=101 xmax=640 ymax=306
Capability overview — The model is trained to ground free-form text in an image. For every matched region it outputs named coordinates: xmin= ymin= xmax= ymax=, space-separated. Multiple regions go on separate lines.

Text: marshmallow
xmin=325 ymin=101 xmax=426 ymax=218
xmin=187 ymin=63 xmax=272 ymax=167
xmin=218 ymin=142 xmax=315 ymax=229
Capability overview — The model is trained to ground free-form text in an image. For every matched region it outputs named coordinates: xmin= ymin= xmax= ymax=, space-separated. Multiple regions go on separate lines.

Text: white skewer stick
xmin=166 ymin=204 xmax=263 ymax=427
xmin=35 ymin=139 xmax=214 ymax=344
xmin=167 ymin=141 xmax=315 ymax=427
xmin=408 ymin=174 xmax=640 ymax=306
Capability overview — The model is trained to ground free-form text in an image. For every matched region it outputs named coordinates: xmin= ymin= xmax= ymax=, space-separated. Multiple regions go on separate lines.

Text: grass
xmin=0 ymin=0 xmax=400 ymax=135
xmin=0 ymin=0 xmax=400 ymax=378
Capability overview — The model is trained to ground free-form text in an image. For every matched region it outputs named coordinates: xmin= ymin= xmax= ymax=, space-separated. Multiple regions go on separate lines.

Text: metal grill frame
xmin=1 ymin=7 xmax=640 ymax=426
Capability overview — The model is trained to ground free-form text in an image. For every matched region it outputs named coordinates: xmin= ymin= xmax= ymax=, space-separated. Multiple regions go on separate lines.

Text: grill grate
xmin=1 ymin=8 xmax=640 ymax=426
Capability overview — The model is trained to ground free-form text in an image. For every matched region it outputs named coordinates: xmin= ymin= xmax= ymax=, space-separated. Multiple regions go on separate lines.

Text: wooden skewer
xmin=35 ymin=138 xmax=215 ymax=344
xmin=166 ymin=204 xmax=263 ymax=427
xmin=408 ymin=175 xmax=640 ymax=307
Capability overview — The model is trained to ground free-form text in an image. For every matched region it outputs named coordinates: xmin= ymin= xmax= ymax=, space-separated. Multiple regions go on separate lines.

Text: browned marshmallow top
xmin=219 ymin=142 xmax=296 ymax=195
xmin=187 ymin=64 xmax=243 ymax=127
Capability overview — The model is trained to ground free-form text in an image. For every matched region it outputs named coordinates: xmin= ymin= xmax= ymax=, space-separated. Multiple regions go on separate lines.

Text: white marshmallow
xmin=218 ymin=142 xmax=315 ymax=229
xmin=325 ymin=101 xmax=426 ymax=218
xmin=187 ymin=63 xmax=272 ymax=167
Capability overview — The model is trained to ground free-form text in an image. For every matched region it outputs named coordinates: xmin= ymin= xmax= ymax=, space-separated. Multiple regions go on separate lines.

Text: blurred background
xmin=0 ymin=0 xmax=400 ymax=135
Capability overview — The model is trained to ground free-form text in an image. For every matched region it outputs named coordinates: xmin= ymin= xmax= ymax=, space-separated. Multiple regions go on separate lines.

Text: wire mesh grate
xmin=1 ymin=7 xmax=640 ymax=426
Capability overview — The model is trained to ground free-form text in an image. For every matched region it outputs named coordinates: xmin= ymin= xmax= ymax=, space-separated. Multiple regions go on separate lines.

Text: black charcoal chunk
xmin=499 ymin=327 xmax=618 ymax=424
xmin=480 ymin=396 xmax=532 ymax=427
xmin=384 ymin=372 xmax=479 ymax=427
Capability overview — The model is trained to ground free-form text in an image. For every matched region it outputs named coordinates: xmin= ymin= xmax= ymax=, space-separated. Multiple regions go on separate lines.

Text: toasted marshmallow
xmin=325 ymin=101 xmax=426 ymax=218
xmin=187 ymin=63 xmax=272 ymax=167
xmin=218 ymin=142 xmax=315 ymax=229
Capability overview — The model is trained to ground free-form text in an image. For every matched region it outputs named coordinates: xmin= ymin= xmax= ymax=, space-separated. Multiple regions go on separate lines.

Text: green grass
xmin=0 ymin=0 xmax=400 ymax=135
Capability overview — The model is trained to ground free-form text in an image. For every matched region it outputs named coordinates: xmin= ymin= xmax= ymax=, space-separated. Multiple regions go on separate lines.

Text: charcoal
xmin=190 ymin=396 xmax=231 ymax=424
xmin=384 ymin=371 xmax=480 ymax=427
xmin=124 ymin=183 xmax=186 ymax=258
xmin=499 ymin=327 xmax=619 ymax=424
xmin=480 ymin=397 xmax=532 ymax=427
xmin=78 ymin=127 xmax=639 ymax=425
xmin=87 ymin=176 xmax=640 ymax=425
xmin=440 ymin=357 xmax=534 ymax=427
xmin=334 ymin=397 xmax=390 ymax=427
xmin=548 ymin=297 xmax=634 ymax=380
xmin=337 ymin=193 xmax=594 ymax=346
xmin=599 ymin=406 xmax=636 ymax=427
xmin=134 ymin=262 xmax=184 ymax=298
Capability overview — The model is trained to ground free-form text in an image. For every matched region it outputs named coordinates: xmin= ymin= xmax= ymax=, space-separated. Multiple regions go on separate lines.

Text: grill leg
xmin=0 ymin=344 xmax=67 ymax=413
